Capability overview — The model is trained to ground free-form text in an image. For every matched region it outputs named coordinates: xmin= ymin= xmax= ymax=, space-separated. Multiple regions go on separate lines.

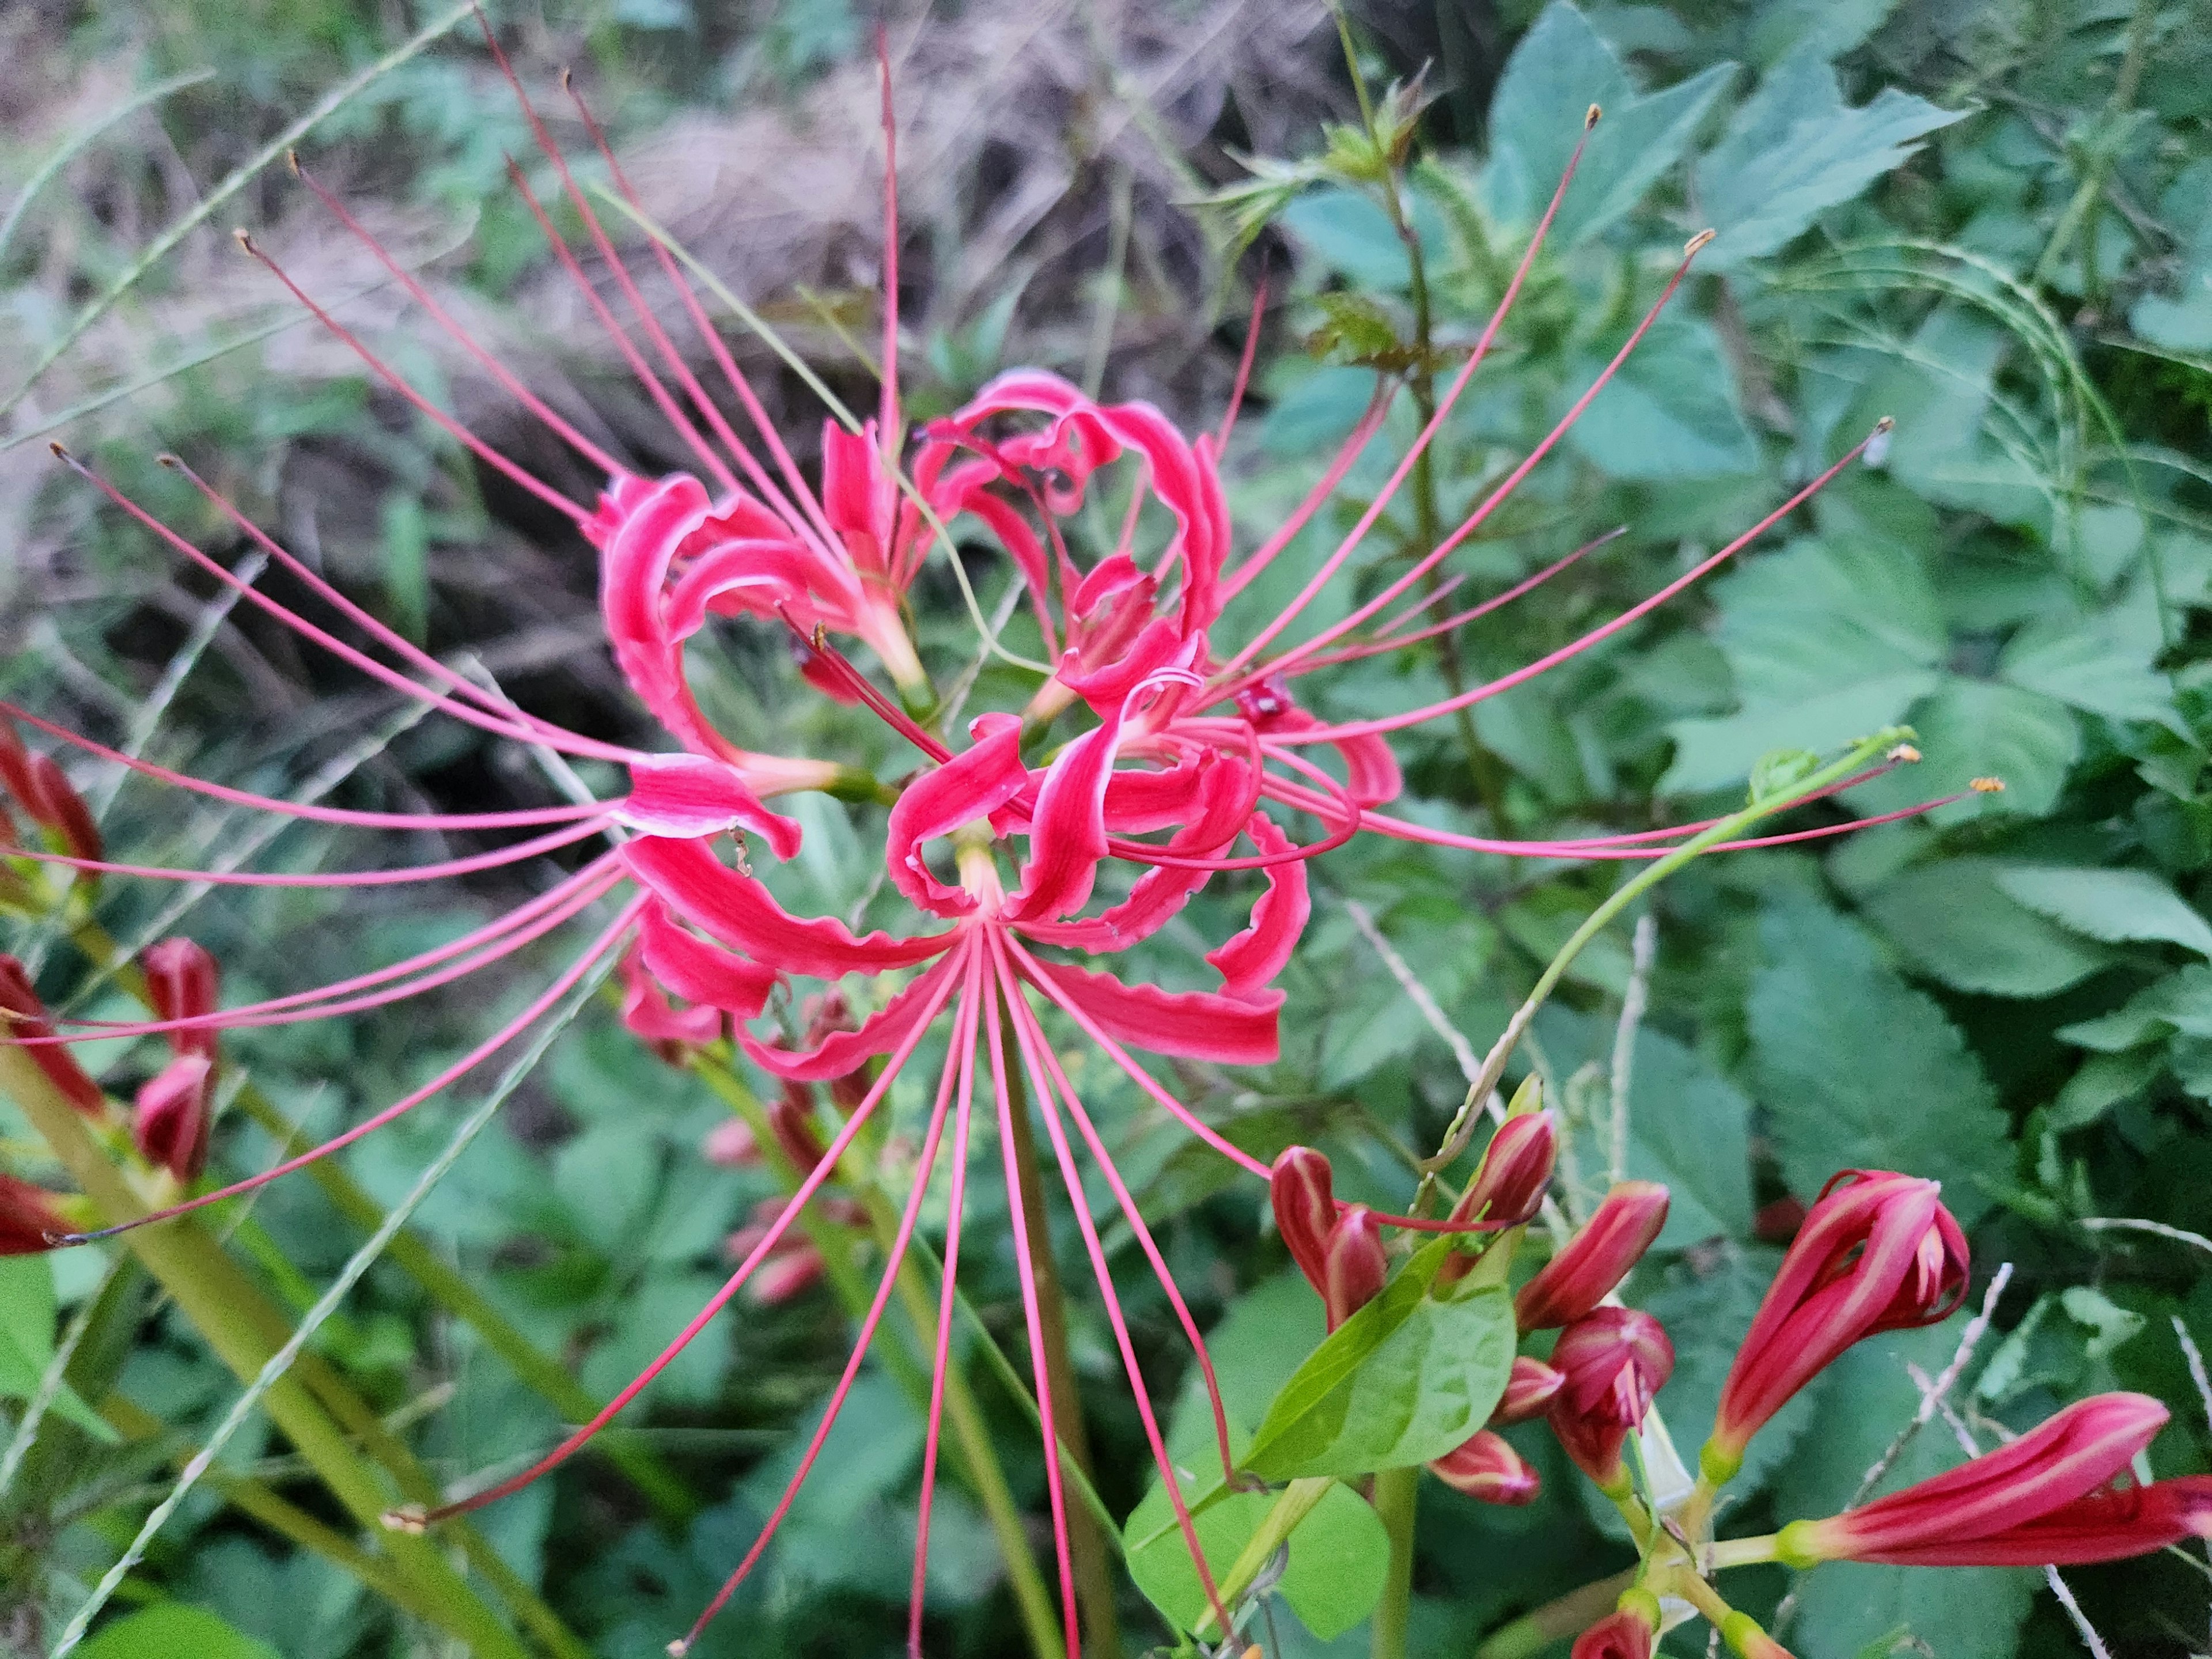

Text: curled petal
xmin=1024 ymin=959 xmax=1282 ymax=1066
xmin=638 ymin=901 xmax=777 ymax=1019
xmin=885 ymin=714 xmax=1028 ymax=916
xmin=741 ymin=954 xmax=964 ymax=1082
xmin=618 ymin=752 xmax=802 ymax=860
xmin=1203 ymin=811 xmax=1310 ymax=1000
xmin=1430 ymin=1430 xmax=1541 ymax=1505
xmin=619 ymin=945 xmax=723 ymax=1054
xmin=625 ymin=835 xmax=949 ymax=979
xmin=1007 ymin=706 xmax=1127 ymax=925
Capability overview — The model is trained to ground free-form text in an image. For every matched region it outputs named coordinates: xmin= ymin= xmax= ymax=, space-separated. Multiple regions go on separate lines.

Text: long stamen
xmin=1280 ymin=420 xmax=1892 ymax=745
xmin=982 ymin=964 xmax=1083 ymax=1659
xmin=783 ymin=616 xmax=951 ymax=761
xmin=1216 ymin=106 xmax=1602 ymax=645
xmin=910 ymin=948 xmax=986 ymax=1657
xmin=1216 ymin=385 xmax=1392 ymax=605
xmin=1228 ymin=222 xmax=1710 ymax=685
xmin=994 ymin=939 xmax=1230 ymax=1637
xmin=7 ymin=815 xmax=608 ymax=890
xmin=50 ymin=897 xmax=643 ymax=1246
xmin=1 ymin=700 xmax=608 ymax=831
xmin=278 ymin=165 xmax=621 ymax=486
xmin=386 ymin=948 xmax=964 ymax=1522
xmin=675 ymin=938 xmax=979 ymax=1656
xmin=1003 ymin=934 xmax=1270 ymax=1180
xmin=54 ymin=445 xmax=638 ymax=762
xmin=1215 ymin=277 xmax=1268 ymax=452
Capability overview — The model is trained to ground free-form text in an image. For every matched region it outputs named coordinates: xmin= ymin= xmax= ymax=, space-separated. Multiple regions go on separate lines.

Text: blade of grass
xmin=0 ymin=69 xmax=217 ymax=267
xmin=2 ymin=0 xmax=475 ymax=419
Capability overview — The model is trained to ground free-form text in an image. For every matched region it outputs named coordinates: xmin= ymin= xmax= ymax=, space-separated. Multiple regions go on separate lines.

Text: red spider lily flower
xmin=0 ymin=956 xmax=103 ymax=1117
xmin=2 ymin=22 xmax=1982 ymax=1653
xmin=1430 ymin=1430 xmax=1542 ymax=1505
xmin=1490 ymin=1355 xmax=1566 ymax=1426
xmin=1703 ymin=1171 xmax=1967 ymax=1480
xmin=1515 ymin=1182 xmax=1670 ymax=1331
xmin=1547 ymin=1307 xmax=1675 ymax=1497
xmin=1778 ymin=1393 xmax=2212 ymax=1567
xmin=0 ymin=1174 xmax=73 ymax=1256
xmin=1571 ymin=1600 xmax=1659 ymax=1659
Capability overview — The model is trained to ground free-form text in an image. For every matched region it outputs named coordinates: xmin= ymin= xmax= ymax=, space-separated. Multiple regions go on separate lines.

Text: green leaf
xmin=1859 ymin=859 xmax=2112 ymax=998
xmin=1770 ymin=1323 xmax=2036 ymax=1659
xmin=1665 ymin=673 xmax=1938 ymax=794
xmin=1123 ymin=1479 xmax=1389 ymax=1640
xmin=1744 ymin=0 xmax=1903 ymax=67
xmin=2058 ymin=965 xmax=2212 ymax=1051
xmin=1696 ymin=51 xmax=1963 ymax=267
xmin=2000 ymin=610 xmax=2183 ymax=735
xmin=1845 ymin=679 xmax=2078 ymax=824
xmin=1483 ymin=3 xmax=1733 ymax=244
xmin=1565 ymin=317 xmax=1759 ymax=479
xmin=1995 ymin=865 xmax=2212 ymax=958
xmin=1241 ymin=1240 xmax=1516 ymax=1481
xmin=73 ymin=1605 xmax=282 ymax=1659
xmin=2050 ymin=1048 xmax=2160 ymax=1130
xmin=0 ymin=1257 xmax=113 ymax=1440
xmin=1749 ymin=899 xmax=2009 ymax=1224
xmin=1279 ymin=188 xmax=1410 ymax=290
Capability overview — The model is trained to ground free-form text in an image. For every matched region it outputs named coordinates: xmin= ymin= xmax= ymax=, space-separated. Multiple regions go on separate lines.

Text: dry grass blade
xmin=2 ymin=0 xmax=475 ymax=419
xmin=0 ymin=69 xmax=217 ymax=266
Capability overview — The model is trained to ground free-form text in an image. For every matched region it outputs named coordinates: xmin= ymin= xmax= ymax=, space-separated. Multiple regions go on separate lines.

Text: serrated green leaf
xmin=1279 ymin=188 xmax=1410 ymax=290
xmin=1749 ymin=899 xmax=2009 ymax=1223
xmin=1995 ymin=865 xmax=2212 ymax=958
xmin=2056 ymin=964 xmax=2212 ymax=1051
xmin=1665 ymin=672 xmax=1939 ymax=794
xmin=1744 ymin=0 xmax=1902 ymax=68
xmin=1240 ymin=1239 xmax=1515 ymax=1481
xmin=2000 ymin=612 xmax=2183 ymax=735
xmin=1698 ymin=50 xmax=1963 ymax=266
xmin=1565 ymin=316 xmax=1759 ymax=480
xmin=1860 ymin=859 xmax=2111 ymax=997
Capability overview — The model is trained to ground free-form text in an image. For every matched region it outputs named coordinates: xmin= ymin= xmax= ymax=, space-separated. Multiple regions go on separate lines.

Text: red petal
xmin=637 ymin=900 xmax=777 ymax=1018
xmin=740 ymin=953 xmax=962 ymax=1081
xmin=885 ymin=714 xmax=1028 ymax=916
xmin=1203 ymin=811 xmax=1309 ymax=999
xmin=618 ymin=753 xmax=803 ymax=860
xmin=1025 ymin=959 xmax=1281 ymax=1066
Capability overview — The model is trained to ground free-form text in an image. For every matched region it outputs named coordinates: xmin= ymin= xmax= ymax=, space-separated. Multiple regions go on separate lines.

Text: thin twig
xmin=1608 ymin=914 xmax=1656 ymax=1185
xmin=1855 ymin=1262 xmax=2014 ymax=1504
xmin=1342 ymin=896 xmax=1482 ymax=1085
xmin=2081 ymin=1216 xmax=2212 ymax=1257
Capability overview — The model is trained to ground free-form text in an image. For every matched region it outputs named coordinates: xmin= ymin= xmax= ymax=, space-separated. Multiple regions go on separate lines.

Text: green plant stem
xmin=1191 ymin=1476 xmax=1336 ymax=1639
xmin=0 ymin=1047 xmax=533 ymax=1659
xmin=1471 ymin=1569 xmax=1638 ymax=1659
xmin=2030 ymin=0 xmax=2156 ymax=291
xmin=1370 ymin=1464 xmax=1420 ymax=1659
xmin=1422 ymin=728 xmax=1910 ymax=1175
xmin=995 ymin=1012 xmax=1124 ymax=1659
xmin=68 ymin=916 xmax=695 ymax=1524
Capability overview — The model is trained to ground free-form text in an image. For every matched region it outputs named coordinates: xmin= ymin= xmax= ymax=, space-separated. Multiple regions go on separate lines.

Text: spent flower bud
xmin=142 ymin=937 xmax=219 ymax=1059
xmin=134 ymin=1053 xmax=214 ymax=1181
xmin=1514 ymin=1181 xmax=1669 ymax=1330
xmin=1429 ymin=1430 xmax=1540 ymax=1505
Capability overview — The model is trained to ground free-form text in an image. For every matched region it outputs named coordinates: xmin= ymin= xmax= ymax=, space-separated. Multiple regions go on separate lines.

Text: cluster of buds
xmin=1270 ymin=1146 xmax=1386 ymax=1332
xmin=0 ymin=714 xmax=101 ymax=877
xmin=722 ymin=1194 xmax=867 ymax=1306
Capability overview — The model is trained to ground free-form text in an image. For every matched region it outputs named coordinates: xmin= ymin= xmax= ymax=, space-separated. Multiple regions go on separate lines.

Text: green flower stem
xmin=691 ymin=1052 xmax=1065 ymax=1659
xmin=1423 ymin=728 xmax=1912 ymax=1176
xmin=1704 ymin=1533 xmax=1782 ymax=1571
xmin=1370 ymin=1464 xmax=1421 ymax=1659
xmin=995 ymin=1006 xmax=1124 ymax=1659
xmin=68 ymin=916 xmax=695 ymax=1524
xmin=101 ymin=1395 xmax=429 ymax=1620
xmin=1471 ymin=1569 xmax=1639 ymax=1659
xmin=1190 ymin=1475 xmax=1336 ymax=1641
xmin=1 ymin=1047 xmax=535 ymax=1659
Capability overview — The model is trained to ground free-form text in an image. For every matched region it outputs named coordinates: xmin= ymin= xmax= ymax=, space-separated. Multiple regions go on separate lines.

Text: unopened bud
xmin=1322 ymin=1205 xmax=1387 ymax=1330
xmin=1514 ymin=1180 xmax=1669 ymax=1331
xmin=702 ymin=1117 xmax=762 ymax=1168
xmin=1270 ymin=1144 xmax=1339 ymax=1294
xmin=767 ymin=1086 xmax=828 ymax=1172
xmin=1547 ymin=1307 xmax=1675 ymax=1495
xmin=1451 ymin=1111 xmax=1556 ymax=1230
xmin=1571 ymin=1603 xmax=1657 ymax=1659
xmin=0 ymin=1173 xmax=70 ymax=1255
xmin=134 ymin=1052 xmax=214 ymax=1180
xmin=1721 ymin=1612 xmax=1799 ymax=1659
xmin=0 ymin=955 xmax=105 ymax=1116
xmin=1429 ymin=1430 xmax=1540 ymax=1505
xmin=23 ymin=754 xmax=101 ymax=865
xmin=1490 ymin=1355 xmax=1565 ymax=1425
xmin=142 ymin=937 xmax=219 ymax=1059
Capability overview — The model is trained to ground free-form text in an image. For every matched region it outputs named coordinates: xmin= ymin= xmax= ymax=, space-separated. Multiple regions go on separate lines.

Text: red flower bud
xmin=768 ymin=1086 xmax=828 ymax=1172
xmin=701 ymin=1117 xmax=762 ymax=1168
xmin=134 ymin=1053 xmax=214 ymax=1180
xmin=1270 ymin=1143 xmax=1338 ymax=1293
xmin=0 ymin=954 xmax=104 ymax=1115
xmin=1450 ymin=1111 xmax=1556 ymax=1230
xmin=24 ymin=753 xmax=101 ymax=865
xmin=1490 ymin=1355 xmax=1565 ymax=1425
xmin=1514 ymin=1181 xmax=1669 ymax=1331
xmin=1779 ymin=1393 xmax=2212 ymax=1568
xmin=1429 ymin=1430 xmax=1540 ymax=1505
xmin=1322 ymin=1204 xmax=1387 ymax=1330
xmin=142 ymin=937 xmax=219 ymax=1059
xmin=1547 ymin=1308 xmax=1674 ymax=1494
xmin=0 ymin=1172 xmax=69 ymax=1255
xmin=1706 ymin=1169 xmax=1965 ymax=1477
xmin=749 ymin=1245 xmax=825 ymax=1305
xmin=0 ymin=717 xmax=35 ymax=813
xmin=1571 ymin=1604 xmax=1657 ymax=1659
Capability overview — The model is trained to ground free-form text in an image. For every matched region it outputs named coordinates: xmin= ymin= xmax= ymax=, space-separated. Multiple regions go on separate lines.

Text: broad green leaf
xmin=1565 ymin=316 xmax=1759 ymax=479
xmin=1995 ymin=865 xmax=2212 ymax=959
xmin=1771 ymin=1323 xmax=2036 ymax=1659
xmin=1241 ymin=1239 xmax=1515 ymax=1481
xmin=74 ymin=1606 xmax=282 ymax=1659
xmin=2000 ymin=611 xmax=2183 ymax=735
xmin=1860 ymin=859 xmax=2111 ymax=998
xmin=1257 ymin=364 xmax=1382 ymax=456
xmin=1744 ymin=0 xmax=1902 ymax=67
xmin=2050 ymin=1048 xmax=2160 ymax=1130
xmin=1697 ymin=51 xmax=1963 ymax=266
xmin=1664 ymin=672 xmax=1938 ymax=794
xmin=1279 ymin=188 xmax=1410 ymax=291
xmin=1483 ymin=2 xmax=1733 ymax=244
xmin=1749 ymin=899 xmax=2009 ymax=1224
xmin=0 ymin=1256 xmax=114 ymax=1440
xmin=1845 ymin=679 xmax=2078 ymax=824
xmin=1123 ymin=1478 xmax=1388 ymax=1640
xmin=2058 ymin=965 xmax=2212 ymax=1051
